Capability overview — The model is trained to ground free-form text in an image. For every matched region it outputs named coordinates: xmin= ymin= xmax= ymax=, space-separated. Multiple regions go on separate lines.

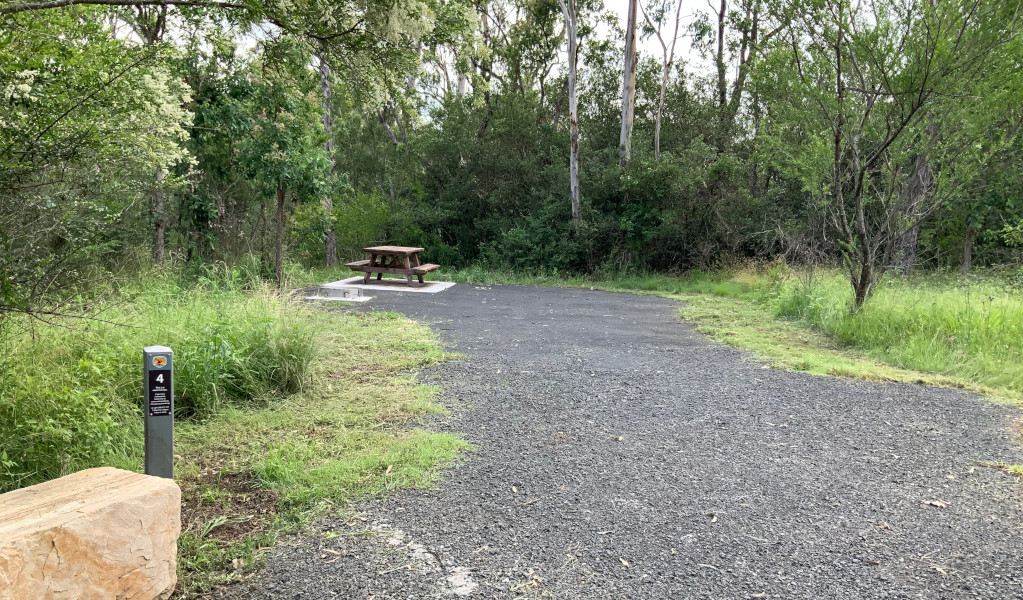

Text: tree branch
xmin=0 ymin=0 xmax=246 ymax=15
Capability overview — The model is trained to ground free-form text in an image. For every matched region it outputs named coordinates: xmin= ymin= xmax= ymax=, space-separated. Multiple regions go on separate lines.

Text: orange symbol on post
xmin=152 ymin=356 xmax=167 ymax=367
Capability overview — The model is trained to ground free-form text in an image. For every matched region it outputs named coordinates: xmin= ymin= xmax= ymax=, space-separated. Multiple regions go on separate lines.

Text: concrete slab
xmin=305 ymin=295 xmax=374 ymax=303
xmin=324 ymin=277 xmax=456 ymax=294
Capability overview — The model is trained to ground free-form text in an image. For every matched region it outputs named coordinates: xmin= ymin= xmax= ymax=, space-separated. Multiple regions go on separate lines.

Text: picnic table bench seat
xmin=412 ymin=263 xmax=440 ymax=274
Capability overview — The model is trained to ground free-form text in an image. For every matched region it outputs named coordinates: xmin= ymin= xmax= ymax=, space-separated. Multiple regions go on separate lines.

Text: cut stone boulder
xmin=0 ymin=467 xmax=181 ymax=600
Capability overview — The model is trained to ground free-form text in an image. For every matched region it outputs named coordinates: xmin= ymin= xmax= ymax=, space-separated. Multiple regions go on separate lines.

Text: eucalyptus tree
xmin=641 ymin=0 xmax=684 ymax=160
xmin=119 ymin=5 xmax=175 ymax=264
xmin=691 ymin=0 xmax=785 ymax=152
xmin=618 ymin=0 xmax=638 ymax=165
xmin=557 ymin=0 xmax=581 ymax=220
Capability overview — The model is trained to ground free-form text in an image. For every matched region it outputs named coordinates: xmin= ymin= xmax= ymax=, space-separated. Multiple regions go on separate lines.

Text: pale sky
xmin=607 ymin=0 xmax=715 ymax=75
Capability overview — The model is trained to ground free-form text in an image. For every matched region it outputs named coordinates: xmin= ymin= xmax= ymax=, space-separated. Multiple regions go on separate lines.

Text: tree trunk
xmin=153 ymin=165 xmax=165 ymax=264
xmin=133 ymin=9 xmax=170 ymax=266
xmin=714 ymin=0 xmax=728 ymax=146
xmin=318 ymin=59 xmax=337 ymax=267
xmin=646 ymin=0 xmax=682 ymax=161
xmin=898 ymin=152 xmax=932 ymax=275
xmin=618 ymin=0 xmax=638 ymax=165
xmin=275 ymin=180 xmax=285 ymax=289
xmin=654 ymin=66 xmax=668 ymax=161
xmin=559 ymin=0 xmax=581 ymax=220
xmin=853 ymin=260 xmax=873 ymax=309
xmin=962 ymin=223 xmax=975 ymax=273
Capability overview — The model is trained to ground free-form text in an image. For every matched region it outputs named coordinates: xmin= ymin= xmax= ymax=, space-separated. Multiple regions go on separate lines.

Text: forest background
xmin=4 ymin=0 xmax=1023 ymax=314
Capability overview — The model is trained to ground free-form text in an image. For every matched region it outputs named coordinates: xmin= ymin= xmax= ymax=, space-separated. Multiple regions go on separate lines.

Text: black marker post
xmin=144 ymin=345 xmax=174 ymax=479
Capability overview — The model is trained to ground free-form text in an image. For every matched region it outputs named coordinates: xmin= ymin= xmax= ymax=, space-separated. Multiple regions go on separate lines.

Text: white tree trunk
xmin=619 ymin=0 xmax=639 ymax=165
xmin=645 ymin=0 xmax=683 ymax=161
xmin=559 ymin=0 xmax=581 ymax=220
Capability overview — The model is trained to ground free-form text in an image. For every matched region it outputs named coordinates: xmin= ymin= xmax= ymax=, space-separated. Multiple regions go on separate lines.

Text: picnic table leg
xmin=404 ymin=256 xmax=414 ymax=287
xmin=364 ymin=254 xmax=375 ymax=285
xmin=412 ymin=253 xmax=424 ymax=284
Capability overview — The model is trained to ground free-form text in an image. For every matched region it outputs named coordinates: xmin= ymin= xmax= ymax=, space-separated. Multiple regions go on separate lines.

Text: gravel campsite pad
xmin=220 ymin=285 xmax=1023 ymax=599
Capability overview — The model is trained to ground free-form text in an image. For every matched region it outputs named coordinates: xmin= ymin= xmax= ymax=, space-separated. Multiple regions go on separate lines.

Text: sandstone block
xmin=0 ymin=467 xmax=181 ymax=600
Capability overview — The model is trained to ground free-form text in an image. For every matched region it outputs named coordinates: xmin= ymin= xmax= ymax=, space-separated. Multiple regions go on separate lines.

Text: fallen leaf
xmin=512 ymin=486 xmax=518 ymax=493
xmin=384 ymin=465 xmax=392 ymax=475
xmin=752 ymin=593 xmax=767 ymax=598
xmin=705 ymin=512 xmax=718 ymax=523
xmin=620 ymin=558 xmax=630 ymax=568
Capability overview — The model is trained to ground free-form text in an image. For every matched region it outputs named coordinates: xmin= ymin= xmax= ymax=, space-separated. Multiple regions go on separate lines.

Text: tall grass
xmin=0 ymin=273 xmax=316 ymax=492
xmin=776 ymin=272 xmax=1023 ymax=392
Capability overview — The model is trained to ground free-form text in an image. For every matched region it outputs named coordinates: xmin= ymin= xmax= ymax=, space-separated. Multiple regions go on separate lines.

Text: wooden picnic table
xmin=345 ymin=246 xmax=440 ymax=287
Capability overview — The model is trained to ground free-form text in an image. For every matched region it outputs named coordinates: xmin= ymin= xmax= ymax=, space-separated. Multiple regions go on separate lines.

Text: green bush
xmin=290 ymin=192 xmax=394 ymax=266
xmin=0 ymin=277 xmax=317 ymax=492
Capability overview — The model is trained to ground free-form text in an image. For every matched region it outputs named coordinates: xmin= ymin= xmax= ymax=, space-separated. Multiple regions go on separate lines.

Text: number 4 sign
xmin=144 ymin=346 xmax=174 ymax=479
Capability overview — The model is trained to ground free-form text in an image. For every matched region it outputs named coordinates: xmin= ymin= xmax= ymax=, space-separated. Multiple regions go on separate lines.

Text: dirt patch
xmin=181 ymin=466 xmax=280 ymax=544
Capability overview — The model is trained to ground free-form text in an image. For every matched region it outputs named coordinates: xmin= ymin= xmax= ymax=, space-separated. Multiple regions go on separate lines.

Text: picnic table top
xmin=364 ymin=246 xmax=424 ymax=256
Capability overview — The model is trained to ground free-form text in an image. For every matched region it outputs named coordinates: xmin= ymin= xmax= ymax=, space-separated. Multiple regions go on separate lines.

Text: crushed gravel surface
xmin=219 ymin=284 xmax=1023 ymax=599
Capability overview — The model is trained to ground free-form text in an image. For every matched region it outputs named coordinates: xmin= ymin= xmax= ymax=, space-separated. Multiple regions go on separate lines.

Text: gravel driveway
xmin=220 ymin=284 xmax=1023 ymax=599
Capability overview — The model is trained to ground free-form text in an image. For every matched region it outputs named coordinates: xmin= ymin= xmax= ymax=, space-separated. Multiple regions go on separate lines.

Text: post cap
xmin=144 ymin=346 xmax=173 ymax=354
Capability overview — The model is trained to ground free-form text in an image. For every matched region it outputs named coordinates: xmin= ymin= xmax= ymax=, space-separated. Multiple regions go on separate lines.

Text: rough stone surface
xmin=0 ymin=467 xmax=181 ymax=600
xmin=224 ymin=285 xmax=1023 ymax=599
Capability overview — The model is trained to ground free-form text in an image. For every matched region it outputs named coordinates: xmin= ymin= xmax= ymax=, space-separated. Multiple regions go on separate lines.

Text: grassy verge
xmin=173 ymin=308 xmax=467 ymax=597
xmin=296 ymin=262 xmax=1023 ymax=405
xmin=0 ymin=269 xmax=468 ymax=596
